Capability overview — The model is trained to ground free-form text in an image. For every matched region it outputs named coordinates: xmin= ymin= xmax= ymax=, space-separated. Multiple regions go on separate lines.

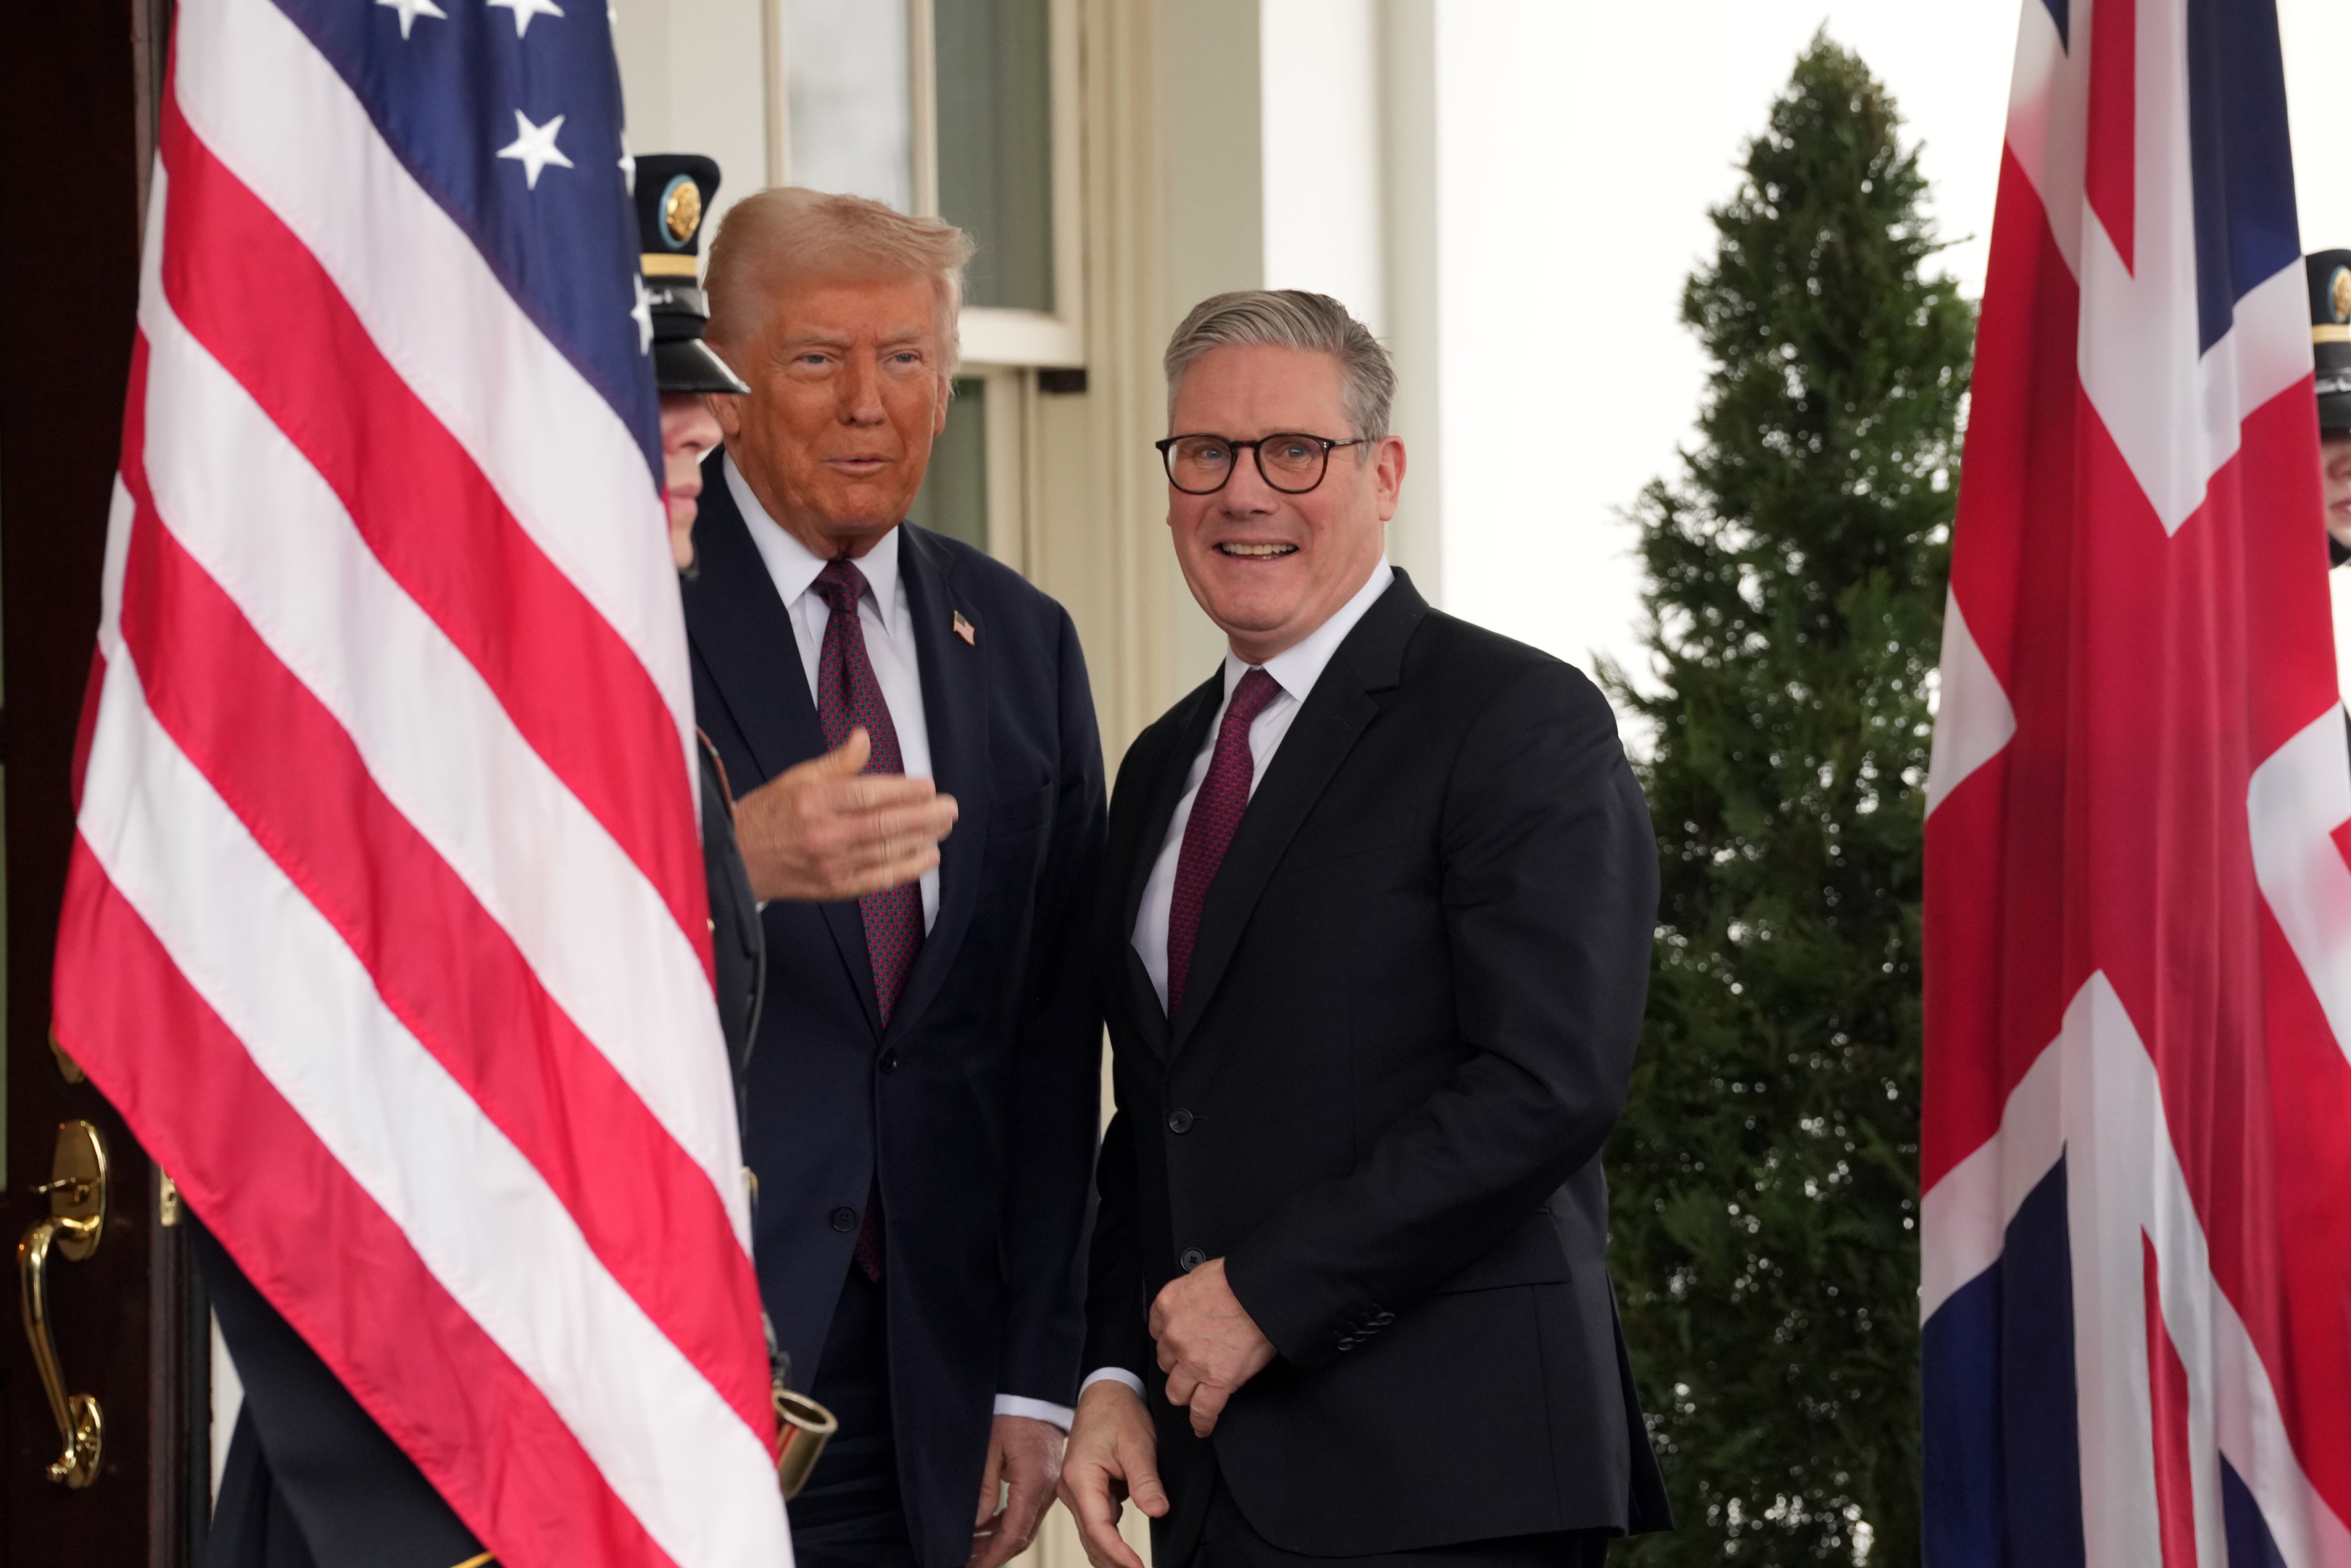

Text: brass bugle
xmin=773 ymin=1387 xmax=839 ymax=1499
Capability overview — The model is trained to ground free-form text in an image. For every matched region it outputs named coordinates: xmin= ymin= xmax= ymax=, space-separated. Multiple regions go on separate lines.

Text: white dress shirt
xmin=727 ymin=454 xmax=1072 ymax=1428
xmin=1082 ymin=559 xmax=1396 ymax=1401
xmin=727 ymin=453 xmax=939 ymax=932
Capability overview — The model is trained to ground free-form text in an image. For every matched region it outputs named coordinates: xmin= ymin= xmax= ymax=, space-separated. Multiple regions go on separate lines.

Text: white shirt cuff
xmin=1078 ymin=1367 xmax=1147 ymax=1401
xmin=994 ymin=1393 xmax=1076 ymax=1430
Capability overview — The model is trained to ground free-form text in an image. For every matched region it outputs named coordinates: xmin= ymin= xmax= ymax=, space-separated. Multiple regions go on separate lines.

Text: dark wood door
xmin=0 ymin=0 xmax=203 ymax=1562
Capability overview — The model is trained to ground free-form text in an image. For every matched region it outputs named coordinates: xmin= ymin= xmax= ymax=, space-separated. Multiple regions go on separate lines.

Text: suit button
xmin=878 ymin=1050 xmax=900 ymax=1075
xmin=1167 ymin=1108 xmax=1194 ymax=1134
xmin=830 ymin=1206 xmax=859 ymax=1232
xmin=1336 ymin=1335 xmax=1358 ymax=1352
xmin=1373 ymin=1312 xmax=1395 ymax=1327
xmin=1178 ymin=1248 xmax=1206 ymax=1271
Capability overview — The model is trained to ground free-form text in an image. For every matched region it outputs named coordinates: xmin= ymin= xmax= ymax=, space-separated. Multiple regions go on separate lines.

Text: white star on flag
xmin=630 ymin=275 xmax=654 ymax=355
xmin=378 ymin=0 xmax=448 ymax=39
xmin=618 ymin=134 xmax=637 ymax=197
xmin=487 ymin=0 xmax=564 ymax=39
xmin=496 ymin=110 xmax=574 ymax=189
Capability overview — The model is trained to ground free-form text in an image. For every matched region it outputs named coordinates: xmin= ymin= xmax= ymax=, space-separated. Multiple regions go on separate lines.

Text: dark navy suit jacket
xmin=682 ymin=453 xmax=1105 ymax=1567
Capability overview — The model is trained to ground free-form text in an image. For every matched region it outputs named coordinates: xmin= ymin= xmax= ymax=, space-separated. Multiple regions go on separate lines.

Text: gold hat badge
xmin=663 ymin=177 xmax=703 ymax=246
xmin=2315 ymin=267 xmax=2351 ymax=344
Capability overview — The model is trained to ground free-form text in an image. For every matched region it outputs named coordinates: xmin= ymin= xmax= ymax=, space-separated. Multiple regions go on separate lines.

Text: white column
xmin=1257 ymin=0 xmax=1442 ymax=604
xmin=1159 ymin=0 xmax=1269 ymax=682
xmin=1379 ymin=0 xmax=1443 ymax=603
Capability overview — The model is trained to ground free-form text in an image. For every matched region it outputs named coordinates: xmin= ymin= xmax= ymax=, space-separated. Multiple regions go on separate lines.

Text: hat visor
xmin=2321 ymin=389 xmax=2351 ymax=436
xmin=655 ymin=338 xmax=750 ymax=395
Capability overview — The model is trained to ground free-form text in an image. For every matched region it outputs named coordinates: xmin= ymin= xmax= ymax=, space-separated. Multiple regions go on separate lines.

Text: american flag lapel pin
xmin=952 ymin=611 xmax=977 ymax=646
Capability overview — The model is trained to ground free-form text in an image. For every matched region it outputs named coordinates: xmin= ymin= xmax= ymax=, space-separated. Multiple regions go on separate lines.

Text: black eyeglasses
xmin=1155 ymin=432 xmax=1366 ymax=495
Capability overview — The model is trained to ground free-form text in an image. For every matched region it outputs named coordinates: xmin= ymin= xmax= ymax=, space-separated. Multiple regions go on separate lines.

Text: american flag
xmin=1922 ymin=0 xmax=2351 ymax=1562
xmin=49 ymin=0 xmax=789 ymax=1562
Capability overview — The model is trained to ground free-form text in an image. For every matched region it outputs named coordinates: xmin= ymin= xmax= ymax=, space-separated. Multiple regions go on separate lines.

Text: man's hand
xmin=732 ymin=729 xmax=958 ymax=902
xmin=968 ymin=1414 xmax=1063 ymax=1568
xmin=1056 ymin=1381 xmax=1167 ymax=1568
xmin=1148 ymin=1258 xmax=1276 ymax=1439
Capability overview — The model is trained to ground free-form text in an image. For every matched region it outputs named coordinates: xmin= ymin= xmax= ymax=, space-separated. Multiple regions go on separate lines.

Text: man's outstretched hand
xmin=732 ymin=728 xmax=958 ymax=902
xmin=1150 ymin=1258 xmax=1275 ymax=1439
xmin=1057 ymin=1381 xmax=1167 ymax=1568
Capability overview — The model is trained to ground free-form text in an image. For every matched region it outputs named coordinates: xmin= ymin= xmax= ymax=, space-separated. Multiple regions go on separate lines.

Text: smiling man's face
xmin=1166 ymin=343 xmax=1404 ymax=664
xmin=710 ymin=270 xmax=947 ymax=559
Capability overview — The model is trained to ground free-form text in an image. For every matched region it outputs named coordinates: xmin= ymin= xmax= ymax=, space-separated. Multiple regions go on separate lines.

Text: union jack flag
xmin=1923 ymin=0 xmax=2351 ymax=1562
xmin=49 ymin=0 xmax=788 ymax=1562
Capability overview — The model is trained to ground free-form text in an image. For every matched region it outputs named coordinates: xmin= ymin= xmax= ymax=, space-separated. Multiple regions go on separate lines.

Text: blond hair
xmin=705 ymin=187 xmax=975 ymax=373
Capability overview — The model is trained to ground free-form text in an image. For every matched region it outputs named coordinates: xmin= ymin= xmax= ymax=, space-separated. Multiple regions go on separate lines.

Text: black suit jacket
xmin=682 ymin=454 xmax=1106 ymax=1568
xmin=1086 ymin=572 xmax=1671 ymax=1557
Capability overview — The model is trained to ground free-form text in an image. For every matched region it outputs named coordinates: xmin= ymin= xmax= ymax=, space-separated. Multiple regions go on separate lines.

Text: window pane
xmin=787 ymin=0 xmax=913 ymax=212
xmin=934 ymin=0 xmax=1054 ymax=312
xmin=907 ymin=378 xmax=987 ymax=552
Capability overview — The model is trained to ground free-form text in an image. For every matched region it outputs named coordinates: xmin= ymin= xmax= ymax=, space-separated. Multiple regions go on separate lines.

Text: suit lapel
xmin=682 ymin=451 xmax=882 ymax=1037
xmin=877 ymin=524 xmax=988 ymax=1043
xmin=1119 ymin=673 xmax=1223 ymax=942
xmin=1111 ymin=675 xmax=1223 ymax=1061
xmin=1169 ymin=574 xmax=1429 ymax=1052
xmin=682 ymin=453 xmax=822 ymax=784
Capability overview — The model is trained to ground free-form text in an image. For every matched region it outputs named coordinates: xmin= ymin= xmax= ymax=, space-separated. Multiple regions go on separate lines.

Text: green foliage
xmin=1601 ymin=33 xmax=1974 ymax=1567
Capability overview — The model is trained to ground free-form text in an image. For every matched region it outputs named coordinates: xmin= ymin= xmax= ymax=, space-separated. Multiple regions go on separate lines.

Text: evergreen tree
xmin=1602 ymin=34 xmax=1974 ymax=1566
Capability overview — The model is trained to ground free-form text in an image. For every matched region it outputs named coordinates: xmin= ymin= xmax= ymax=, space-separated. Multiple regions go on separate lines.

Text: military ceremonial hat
xmin=635 ymin=154 xmax=749 ymax=395
xmin=2307 ymin=249 xmax=2351 ymax=435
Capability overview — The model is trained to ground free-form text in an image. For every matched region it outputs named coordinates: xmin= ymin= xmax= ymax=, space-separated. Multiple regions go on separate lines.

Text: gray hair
xmin=1163 ymin=290 xmax=1395 ymax=441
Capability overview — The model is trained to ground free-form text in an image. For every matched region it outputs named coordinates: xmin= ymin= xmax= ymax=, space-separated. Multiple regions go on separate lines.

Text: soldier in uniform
xmin=646 ymin=154 xmax=768 ymax=1104
xmin=192 ymin=154 xmax=766 ymax=1568
xmin=2308 ymin=249 xmax=2351 ymax=564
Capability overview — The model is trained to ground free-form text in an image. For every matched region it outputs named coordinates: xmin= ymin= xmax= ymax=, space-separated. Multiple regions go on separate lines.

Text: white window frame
xmin=766 ymin=0 xmax=1085 ymax=370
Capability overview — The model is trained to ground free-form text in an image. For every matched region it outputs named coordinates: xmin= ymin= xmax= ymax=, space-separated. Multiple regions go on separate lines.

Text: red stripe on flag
xmin=154 ymin=93 xmax=713 ymax=976
xmin=1925 ymin=148 xmax=2082 ymax=1189
xmin=2086 ymin=0 xmax=2137 ymax=272
xmin=49 ymin=843 xmax=682 ymax=1568
xmin=2246 ymin=899 xmax=2351 ymax=1520
xmin=2143 ymin=1235 xmax=2198 ymax=1568
xmin=114 ymin=485 xmax=771 ymax=1437
xmin=2229 ymin=382 xmax=2336 ymax=756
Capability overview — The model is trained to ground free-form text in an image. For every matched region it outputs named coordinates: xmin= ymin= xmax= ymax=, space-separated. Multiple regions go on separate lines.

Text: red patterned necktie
xmin=813 ymin=557 xmax=920 ymax=1283
xmin=1165 ymin=667 xmax=1282 ymax=1016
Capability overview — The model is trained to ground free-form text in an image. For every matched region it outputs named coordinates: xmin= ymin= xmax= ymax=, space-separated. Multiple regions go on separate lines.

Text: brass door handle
xmin=18 ymin=1119 xmax=108 ymax=1488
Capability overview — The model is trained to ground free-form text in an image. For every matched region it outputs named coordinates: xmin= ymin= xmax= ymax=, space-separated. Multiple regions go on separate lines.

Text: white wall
xmin=612 ymin=0 xmax=771 ymax=240
xmin=2282 ymin=0 xmax=2351 ymax=250
xmin=1262 ymin=0 xmax=1387 ymax=332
